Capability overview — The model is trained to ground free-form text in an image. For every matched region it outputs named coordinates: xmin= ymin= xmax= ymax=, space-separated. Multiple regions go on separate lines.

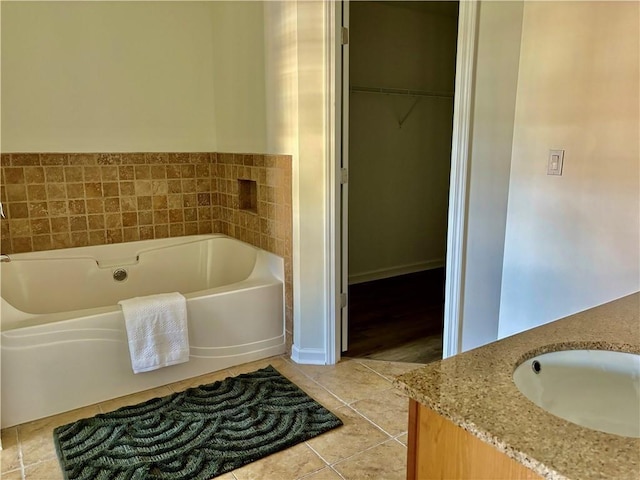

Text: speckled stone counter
xmin=395 ymin=292 xmax=640 ymax=480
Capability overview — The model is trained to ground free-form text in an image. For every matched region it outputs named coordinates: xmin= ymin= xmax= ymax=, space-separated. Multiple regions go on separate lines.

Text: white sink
xmin=513 ymin=349 xmax=640 ymax=438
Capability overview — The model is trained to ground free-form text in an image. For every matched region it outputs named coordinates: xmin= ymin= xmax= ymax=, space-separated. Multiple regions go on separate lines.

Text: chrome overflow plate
xmin=113 ymin=268 xmax=128 ymax=282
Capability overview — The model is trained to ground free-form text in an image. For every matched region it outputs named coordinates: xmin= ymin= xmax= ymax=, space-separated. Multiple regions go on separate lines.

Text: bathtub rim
xmin=0 ymin=234 xmax=285 ymax=331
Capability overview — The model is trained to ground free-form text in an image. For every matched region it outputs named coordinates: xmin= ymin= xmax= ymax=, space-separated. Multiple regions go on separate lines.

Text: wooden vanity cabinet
xmin=406 ymin=399 xmax=541 ymax=480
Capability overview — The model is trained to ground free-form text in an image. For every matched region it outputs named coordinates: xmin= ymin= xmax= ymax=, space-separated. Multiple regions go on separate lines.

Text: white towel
xmin=118 ymin=292 xmax=190 ymax=374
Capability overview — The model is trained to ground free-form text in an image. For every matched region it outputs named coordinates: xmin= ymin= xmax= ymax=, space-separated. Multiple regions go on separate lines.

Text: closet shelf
xmin=350 ymin=85 xmax=454 ymax=99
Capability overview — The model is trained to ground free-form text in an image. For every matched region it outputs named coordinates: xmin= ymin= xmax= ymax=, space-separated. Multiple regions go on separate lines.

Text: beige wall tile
xmin=68 ymin=199 xmax=86 ymax=215
xmin=27 ymin=184 xmax=46 ymax=201
xmin=64 ymin=166 xmax=83 ymax=182
xmin=32 ymin=234 xmax=53 ymax=251
xmin=83 ymin=166 xmax=101 ymax=181
xmin=24 ymin=167 xmax=44 ymax=184
xmin=0 ymin=151 xmax=293 ymax=351
xmin=44 ymin=167 xmax=64 ymax=183
xmin=30 ymin=218 xmax=50 ymax=235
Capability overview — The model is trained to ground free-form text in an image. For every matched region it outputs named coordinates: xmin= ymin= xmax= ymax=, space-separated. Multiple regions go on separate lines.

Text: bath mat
xmin=53 ymin=366 xmax=342 ymax=480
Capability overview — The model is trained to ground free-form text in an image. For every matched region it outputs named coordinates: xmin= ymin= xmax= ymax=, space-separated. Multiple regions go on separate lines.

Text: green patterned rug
xmin=53 ymin=365 xmax=343 ymax=480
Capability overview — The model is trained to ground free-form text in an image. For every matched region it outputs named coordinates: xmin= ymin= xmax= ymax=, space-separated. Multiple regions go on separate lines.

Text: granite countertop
xmin=395 ymin=292 xmax=640 ymax=480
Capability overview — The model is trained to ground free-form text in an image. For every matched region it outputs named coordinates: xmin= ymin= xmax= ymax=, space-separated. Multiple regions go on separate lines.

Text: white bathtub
xmin=0 ymin=234 xmax=285 ymax=428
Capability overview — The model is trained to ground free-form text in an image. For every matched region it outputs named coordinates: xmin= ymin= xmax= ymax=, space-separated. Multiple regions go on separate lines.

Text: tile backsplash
xmin=0 ymin=151 xmax=293 ymax=349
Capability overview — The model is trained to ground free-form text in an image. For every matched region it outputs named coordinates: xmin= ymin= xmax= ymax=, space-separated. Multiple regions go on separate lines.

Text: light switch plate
xmin=547 ymin=149 xmax=564 ymax=176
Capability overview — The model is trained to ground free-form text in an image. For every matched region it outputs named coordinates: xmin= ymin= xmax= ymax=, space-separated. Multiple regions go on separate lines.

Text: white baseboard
xmin=348 ymin=259 xmax=445 ymax=285
xmin=290 ymin=345 xmax=327 ymax=365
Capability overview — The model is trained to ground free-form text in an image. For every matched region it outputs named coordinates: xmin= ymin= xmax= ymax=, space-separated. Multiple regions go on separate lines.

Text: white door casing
xmin=442 ymin=0 xmax=479 ymax=358
xmin=339 ymin=1 xmax=350 ymax=353
xmin=327 ymin=0 xmax=479 ymax=363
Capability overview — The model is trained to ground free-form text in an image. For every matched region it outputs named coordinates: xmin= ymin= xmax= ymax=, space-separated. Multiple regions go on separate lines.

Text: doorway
xmin=341 ymin=1 xmax=459 ymax=363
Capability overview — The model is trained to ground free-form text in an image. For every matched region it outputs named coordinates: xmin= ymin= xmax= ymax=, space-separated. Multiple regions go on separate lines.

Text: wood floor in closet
xmin=344 ymin=269 xmax=445 ymax=365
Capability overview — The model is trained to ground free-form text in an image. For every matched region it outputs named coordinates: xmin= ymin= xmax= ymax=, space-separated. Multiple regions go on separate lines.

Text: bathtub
xmin=0 ymin=234 xmax=285 ymax=428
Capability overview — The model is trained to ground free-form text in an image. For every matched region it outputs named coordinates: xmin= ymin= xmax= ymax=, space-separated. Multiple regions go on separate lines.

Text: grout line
xmin=281 ymin=358 xmax=350 ymax=407
xmin=343 ymin=404 xmax=396 ymax=440
xmin=295 ymin=462 xmax=332 ymax=480
xmin=393 ymin=435 xmax=408 ymax=448
xmin=328 ymin=465 xmax=347 ymax=480
xmin=304 ymin=441 xmax=332 ymax=467
xmin=327 ymin=436 xmax=400 ymax=471
xmin=13 ymin=426 xmax=26 ymax=480
xmin=353 ymin=359 xmax=398 ymax=382
xmin=347 ymin=399 xmax=403 ymax=439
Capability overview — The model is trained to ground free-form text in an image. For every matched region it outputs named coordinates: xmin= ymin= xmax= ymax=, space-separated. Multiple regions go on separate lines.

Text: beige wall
xmin=263 ymin=0 xmax=330 ymax=360
xmin=460 ymin=0 xmax=524 ymax=351
xmin=210 ymin=2 xmax=268 ymax=154
xmin=348 ymin=1 xmax=457 ymax=283
xmin=498 ymin=1 xmax=640 ymax=337
xmin=290 ymin=0 xmax=329 ymax=356
xmin=1 ymin=1 xmax=267 ymax=153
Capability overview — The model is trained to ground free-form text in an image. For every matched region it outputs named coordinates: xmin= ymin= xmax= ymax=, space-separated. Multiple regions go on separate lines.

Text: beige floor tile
xmin=233 ymin=442 xmax=327 ymax=480
xmin=275 ymin=364 xmax=346 ymax=412
xmin=333 ymin=439 xmax=407 ymax=480
xmin=306 ymin=406 xmax=390 ymax=465
xmin=1 ymin=469 xmax=23 ymax=480
xmin=19 ymin=428 xmax=56 ymax=468
xmin=291 ymin=358 xmax=354 ymax=380
xmin=395 ymin=433 xmax=408 ymax=446
xmin=312 ymin=362 xmax=392 ymax=404
xmin=215 ymin=473 xmax=237 ymax=480
xmin=18 ymin=405 xmax=102 ymax=466
xmin=300 ymin=466 xmax=344 ymax=479
xmin=8 ymin=354 xmax=415 ymax=480
xmin=24 ymin=458 xmax=64 ymax=480
xmin=168 ymin=367 xmax=235 ymax=393
xmin=355 ymin=359 xmax=424 ymax=382
xmin=350 ymin=387 xmax=409 ymax=436
xmin=1 ymin=427 xmax=21 ymax=473
xmin=99 ymin=385 xmax=173 ymax=413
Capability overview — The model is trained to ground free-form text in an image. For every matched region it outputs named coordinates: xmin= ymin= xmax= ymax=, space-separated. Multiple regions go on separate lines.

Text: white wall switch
xmin=547 ymin=149 xmax=564 ymax=176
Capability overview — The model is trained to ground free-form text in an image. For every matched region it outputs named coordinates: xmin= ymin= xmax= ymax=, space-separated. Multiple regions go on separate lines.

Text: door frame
xmin=326 ymin=0 xmax=479 ymax=363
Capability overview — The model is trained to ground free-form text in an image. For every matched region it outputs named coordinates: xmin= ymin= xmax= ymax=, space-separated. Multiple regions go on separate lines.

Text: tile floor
xmin=1 ymin=355 xmax=423 ymax=480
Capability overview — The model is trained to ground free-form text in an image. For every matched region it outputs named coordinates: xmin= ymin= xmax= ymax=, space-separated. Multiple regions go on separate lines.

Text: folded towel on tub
xmin=118 ymin=292 xmax=190 ymax=374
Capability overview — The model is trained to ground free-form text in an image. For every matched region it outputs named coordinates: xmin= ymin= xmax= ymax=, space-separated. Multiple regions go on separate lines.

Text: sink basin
xmin=513 ymin=349 xmax=640 ymax=438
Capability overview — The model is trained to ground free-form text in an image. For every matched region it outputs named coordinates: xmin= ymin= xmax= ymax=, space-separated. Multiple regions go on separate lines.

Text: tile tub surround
xmin=0 ymin=152 xmax=293 ymax=349
xmin=0 ymin=356 xmax=419 ymax=480
xmin=395 ymin=292 xmax=640 ymax=480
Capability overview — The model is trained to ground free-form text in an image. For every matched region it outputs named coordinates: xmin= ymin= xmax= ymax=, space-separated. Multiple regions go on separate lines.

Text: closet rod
xmin=350 ymin=85 xmax=454 ymax=99
xmin=350 ymin=85 xmax=453 ymax=98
